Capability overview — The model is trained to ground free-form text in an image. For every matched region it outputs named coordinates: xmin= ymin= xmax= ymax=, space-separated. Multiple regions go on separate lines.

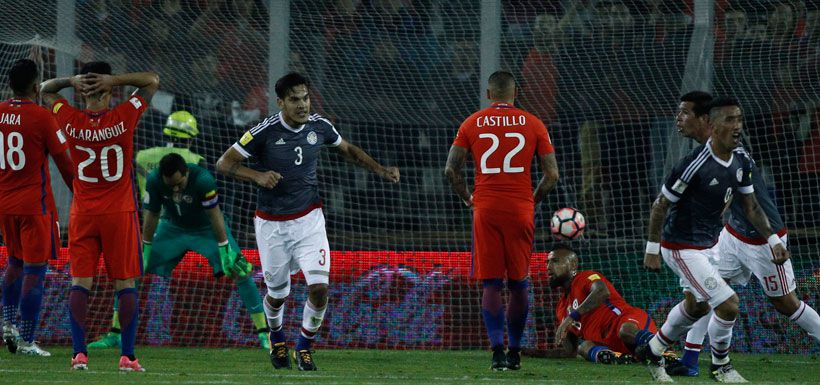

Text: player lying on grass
xmin=524 ymin=243 xmax=679 ymax=370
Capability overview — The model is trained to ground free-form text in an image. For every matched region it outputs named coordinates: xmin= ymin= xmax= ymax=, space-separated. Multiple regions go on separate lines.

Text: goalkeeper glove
xmin=142 ymin=241 xmax=152 ymax=271
xmin=219 ymin=241 xmax=251 ymax=279
xmin=232 ymin=253 xmax=253 ymax=279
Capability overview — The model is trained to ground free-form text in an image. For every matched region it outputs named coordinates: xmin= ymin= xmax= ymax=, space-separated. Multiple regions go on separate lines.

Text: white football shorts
xmin=717 ymin=227 xmax=795 ymax=297
xmin=255 ymin=208 xmax=331 ymax=298
xmin=662 ymin=246 xmax=736 ymax=309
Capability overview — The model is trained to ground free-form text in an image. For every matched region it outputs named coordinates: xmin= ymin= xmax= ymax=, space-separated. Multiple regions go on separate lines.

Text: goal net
xmin=0 ymin=0 xmax=817 ymax=353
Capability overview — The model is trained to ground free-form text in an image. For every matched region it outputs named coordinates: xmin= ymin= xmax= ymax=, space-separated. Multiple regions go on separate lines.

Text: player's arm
xmin=51 ymin=150 xmax=74 ymax=193
xmin=142 ymin=209 xmax=160 ymax=243
xmin=216 ymin=147 xmax=282 ymax=189
xmin=555 ymin=281 xmax=610 ymax=345
xmin=444 ymin=144 xmax=472 ymax=207
xmin=81 ymin=72 xmax=160 ymax=103
xmin=738 ymin=193 xmax=790 ymax=264
xmin=205 ymin=206 xmax=229 ymax=244
xmin=523 ymin=334 xmax=577 ymax=359
xmin=644 ymin=193 xmax=671 ymax=272
xmin=534 ymin=153 xmax=559 ymax=204
xmin=39 ymin=75 xmax=84 ymax=106
xmin=333 ymin=139 xmax=400 ymax=183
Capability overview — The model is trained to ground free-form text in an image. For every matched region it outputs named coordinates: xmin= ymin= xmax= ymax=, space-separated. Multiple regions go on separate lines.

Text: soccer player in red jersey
xmin=445 ymin=70 xmax=559 ymax=371
xmin=41 ymin=62 xmax=158 ymax=371
xmin=543 ymin=244 xmax=659 ymax=365
xmin=0 ymin=59 xmax=74 ymax=356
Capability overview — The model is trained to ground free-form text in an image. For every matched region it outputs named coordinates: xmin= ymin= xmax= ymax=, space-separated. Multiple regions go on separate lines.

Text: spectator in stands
xmin=520 ymin=11 xmax=572 ymax=125
xmin=435 ymin=39 xmax=479 ymax=124
xmin=360 ymin=37 xmax=417 ymax=123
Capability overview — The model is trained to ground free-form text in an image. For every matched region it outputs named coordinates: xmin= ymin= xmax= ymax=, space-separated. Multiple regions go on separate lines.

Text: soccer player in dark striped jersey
xmin=671 ymin=93 xmax=820 ymax=378
xmin=637 ymin=97 xmax=789 ymax=383
xmin=217 ymin=72 xmax=399 ymax=371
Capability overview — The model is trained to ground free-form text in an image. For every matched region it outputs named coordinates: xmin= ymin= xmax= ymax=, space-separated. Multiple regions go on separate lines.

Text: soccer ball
xmin=551 ymin=208 xmax=586 ymax=240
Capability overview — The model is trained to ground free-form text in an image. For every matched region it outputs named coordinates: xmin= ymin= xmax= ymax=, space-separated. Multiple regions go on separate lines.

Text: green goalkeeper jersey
xmin=143 ymin=164 xmax=218 ymax=229
xmin=136 ymin=146 xmax=205 ymax=197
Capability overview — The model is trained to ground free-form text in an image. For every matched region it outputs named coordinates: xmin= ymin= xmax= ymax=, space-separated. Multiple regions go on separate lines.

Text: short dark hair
xmin=680 ymin=91 xmax=713 ymax=116
xmin=552 ymin=242 xmax=577 ymax=255
xmin=159 ymin=153 xmax=188 ymax=178
xmin=706 ymin=96 xmax=741 ymax=117
xmin=79 ymin=61 xmax=112 ymax=75
xmin=275 ymin=72 xmax=309 ymax=99
xmin=8 ymin=59 xmax=38 ymax=95
xmin=488 ymin=70 xmax=516 ymax=93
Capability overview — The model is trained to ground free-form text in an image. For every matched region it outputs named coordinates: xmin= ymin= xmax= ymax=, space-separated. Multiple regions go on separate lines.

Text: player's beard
xmin=548 ymin=274 xmax=569 ymax=288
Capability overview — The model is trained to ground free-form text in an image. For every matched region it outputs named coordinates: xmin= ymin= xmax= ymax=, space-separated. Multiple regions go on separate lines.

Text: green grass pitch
xmin=0 ymin=347 xmax=817 ymax=384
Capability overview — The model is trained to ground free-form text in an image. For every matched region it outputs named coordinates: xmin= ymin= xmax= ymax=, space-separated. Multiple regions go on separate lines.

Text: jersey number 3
xmin=478 ymin=133 xmax=525 ymax=174
xmin=76 ymin=144 xmax=124 ymax=182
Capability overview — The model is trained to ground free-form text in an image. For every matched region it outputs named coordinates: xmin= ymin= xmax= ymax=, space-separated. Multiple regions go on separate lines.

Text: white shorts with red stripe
xmin=662 ymin=246 xmax=735 ymax=308
xmin=717 ymin=228 xmax=795 ymax=297
xmin=254 ymin=208 xmax=331 ymax=298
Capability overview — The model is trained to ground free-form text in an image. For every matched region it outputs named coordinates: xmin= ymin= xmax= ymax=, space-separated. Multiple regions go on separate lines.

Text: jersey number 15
xmin=478 ymin=132 xmax=525 ymax=174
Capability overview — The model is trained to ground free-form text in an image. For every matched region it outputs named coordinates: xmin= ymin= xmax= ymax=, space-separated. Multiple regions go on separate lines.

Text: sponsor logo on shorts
xmin=264 ymin=271 xmax=275 ymax=283
xmin=704 ymin=277 xmax=719 ymax=290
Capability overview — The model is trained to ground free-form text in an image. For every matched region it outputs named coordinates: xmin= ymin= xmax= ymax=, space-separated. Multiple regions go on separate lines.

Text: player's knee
xmin=618 ymin=322 xmax=639 ymax=342
xmin=308 ymin=284 xmax=329 ymax=306
xmin=715 ymin=294 xmax=740 ymax=319
xmin=113 ymin=278 xmax=137 ymax=291
xmin=265 ymin=294 xmax=285 ymax=308
xmin=683 ymin=295 xmax=710 ymax=318
xmin=72 ymin=277 xmax=94 ymax=290
xmin=507 ymin=278 xmax=529 ymax=290
xmin=769 ymin=292 xmax=800 ymax=316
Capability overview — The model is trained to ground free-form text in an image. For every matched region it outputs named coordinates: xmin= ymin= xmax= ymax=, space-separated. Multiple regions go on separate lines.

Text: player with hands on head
xmin=90 ymin=110 xmax=210 ymax=349
xmin=217 ymin=72 xmax=399 ymax=371
xmin=40 ymin=62 xmax=159 ymax=372
xmin=0 ymin=59 xmax=74 ymax=356
xmin=445 ymin=70 xmax=559 ymax=371
xmin=640 ymin=97 xmax=787 ymax=383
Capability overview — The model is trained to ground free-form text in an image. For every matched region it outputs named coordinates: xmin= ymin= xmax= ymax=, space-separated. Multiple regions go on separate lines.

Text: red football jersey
xmin=453 ymin=102 xmax=554 ymax=211
xmin=0 ymin=99 xmax=67 ymax=215
xmin=52 ymin=95 xmax=147 ymax=214
xmin=556 ymin=270 xmax=636 ymax=343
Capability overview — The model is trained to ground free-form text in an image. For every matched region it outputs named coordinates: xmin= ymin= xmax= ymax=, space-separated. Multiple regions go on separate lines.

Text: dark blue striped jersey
xmin=726 ymin=148 xmax=785 ymax=241
xmin=232 ymin=112 xmax=342 ymax=216
xmin=660 ymin=141 xmax=753 ymax=249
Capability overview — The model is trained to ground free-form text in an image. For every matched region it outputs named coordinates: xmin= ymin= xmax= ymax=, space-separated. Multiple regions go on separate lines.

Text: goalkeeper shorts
xmin=0 ymin=212 xmax=59 ymax=263
xmin=69 ymin=211 xmax=141 ymax=280
xmin=144 ymin=220 xmax=241 ymax=278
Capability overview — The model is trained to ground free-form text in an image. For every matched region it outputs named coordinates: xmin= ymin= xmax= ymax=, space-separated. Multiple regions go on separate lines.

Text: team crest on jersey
xmin=307 ymin=131 xmax=318 ymax=145
xmin=736 ymin=168 xmax=743 ymax=182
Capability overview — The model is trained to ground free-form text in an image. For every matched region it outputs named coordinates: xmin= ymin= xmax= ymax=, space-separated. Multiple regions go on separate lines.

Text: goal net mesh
xmin=0 ymin=0 xmax=817 ymax=353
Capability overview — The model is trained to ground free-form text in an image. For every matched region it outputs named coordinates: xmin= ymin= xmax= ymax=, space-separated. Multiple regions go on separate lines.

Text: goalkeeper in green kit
xmin=88 ymin=153 xmax=270 ymax=349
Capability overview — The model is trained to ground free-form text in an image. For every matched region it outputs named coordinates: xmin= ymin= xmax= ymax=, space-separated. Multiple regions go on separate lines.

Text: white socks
xmin=708 ymin=313 xmax=735 ymax=365
xmin=301 ymin=299 xmax=327 ymax=338
xmin=263 ymin=298 xmax=284 ymax=331
xmin=790 ymin=301 xmax=820 ymax=342
xmin=685 ymin=310 xmax=710 ymax=352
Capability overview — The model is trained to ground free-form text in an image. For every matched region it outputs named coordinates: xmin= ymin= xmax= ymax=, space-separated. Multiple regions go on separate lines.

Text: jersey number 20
xmin=75 ymin=144 xmax=124 ymax=182
xmin=478 ymin=132 xmax=525 ymax=174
